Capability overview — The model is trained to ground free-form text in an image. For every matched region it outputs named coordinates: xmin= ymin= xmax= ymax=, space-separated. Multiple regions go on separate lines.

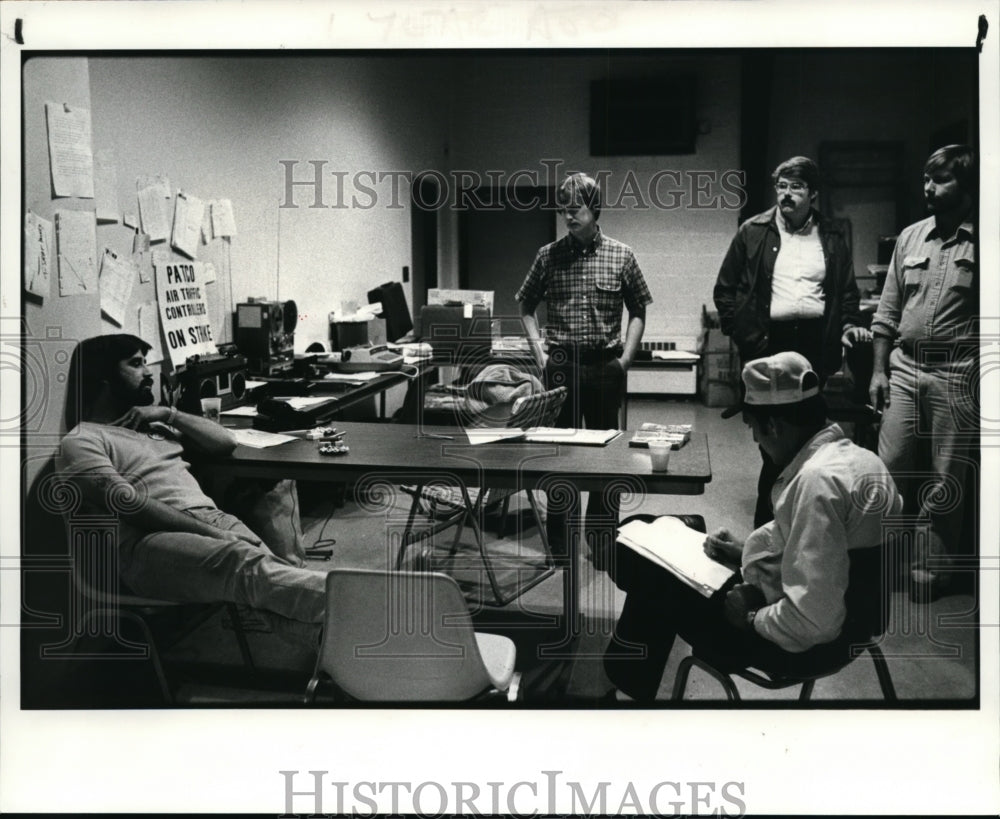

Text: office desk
xmin=253 ymin=360 xmax=437 ymax=430
xmin=217 ymin=422 xmax=712 ymax=651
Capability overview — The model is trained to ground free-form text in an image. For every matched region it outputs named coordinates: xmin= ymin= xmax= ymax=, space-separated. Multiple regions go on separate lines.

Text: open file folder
xmin=616 ymin=516 xmax=735 ymax=597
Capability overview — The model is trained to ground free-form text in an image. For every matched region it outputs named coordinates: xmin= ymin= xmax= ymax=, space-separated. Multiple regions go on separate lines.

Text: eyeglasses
xmin=775 ymin=181 xmax=808 ymax=193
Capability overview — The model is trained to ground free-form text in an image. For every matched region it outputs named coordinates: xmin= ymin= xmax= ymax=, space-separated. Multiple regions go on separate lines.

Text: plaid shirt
xmin=515 ymin=228 xmax=652 ymax=349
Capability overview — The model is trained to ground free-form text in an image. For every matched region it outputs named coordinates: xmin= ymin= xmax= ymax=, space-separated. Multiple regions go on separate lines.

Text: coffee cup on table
xmin=200 ymin=396 xmax=222 ymax=422
xmin=648 ymin=440 xmax=671 ymax=473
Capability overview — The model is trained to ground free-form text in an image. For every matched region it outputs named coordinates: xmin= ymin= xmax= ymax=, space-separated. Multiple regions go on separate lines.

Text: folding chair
xmin=304 ymin=569 xmax=519 ymax=703
xmin=672 ymin=543 xmax=897 ymax=702
xmin=397 ymin=387 xmax=567 ymax=605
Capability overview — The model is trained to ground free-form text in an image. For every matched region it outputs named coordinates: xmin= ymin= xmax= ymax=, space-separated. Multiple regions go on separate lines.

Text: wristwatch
xmin=746 ymin=609 xmax=758 ymax=630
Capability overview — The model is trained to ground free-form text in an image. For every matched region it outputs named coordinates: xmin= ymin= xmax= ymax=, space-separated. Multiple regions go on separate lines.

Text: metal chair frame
xmin=672 ymin=642 xmax=897 ymax=702
xmin=397 ymin=386 xmax=567 ymax=606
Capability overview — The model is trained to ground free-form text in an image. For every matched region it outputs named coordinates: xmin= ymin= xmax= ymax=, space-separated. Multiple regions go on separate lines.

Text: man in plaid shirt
xmin=516 ymin=172 xmax=653 ymax=567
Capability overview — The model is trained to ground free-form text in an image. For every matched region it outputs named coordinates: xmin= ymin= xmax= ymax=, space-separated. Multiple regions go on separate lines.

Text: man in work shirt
xmin=604 ymin=352 xmax=902 ymax=702
xmin=516 ymin=172 xmax=652 ymax=568
xmin=869 ymin=144 xmax=978 ymax=601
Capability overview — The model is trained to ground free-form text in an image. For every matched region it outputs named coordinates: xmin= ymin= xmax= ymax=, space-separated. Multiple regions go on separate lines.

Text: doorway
xmin=458 ymin=186 xmax=556 ymax=333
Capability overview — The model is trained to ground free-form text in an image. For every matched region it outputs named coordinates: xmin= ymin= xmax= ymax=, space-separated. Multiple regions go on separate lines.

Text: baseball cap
xmin=721 ymin=351 xmax=820 ymax=418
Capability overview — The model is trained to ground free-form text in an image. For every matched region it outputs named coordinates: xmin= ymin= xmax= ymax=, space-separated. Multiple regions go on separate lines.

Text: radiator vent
xmin=640 ymin=339 xmax=676 ymax=352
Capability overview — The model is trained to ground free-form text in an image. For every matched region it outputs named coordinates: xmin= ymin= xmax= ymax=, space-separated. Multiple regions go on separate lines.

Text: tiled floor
xmin=160 ymin=397 xmax=979 ymax=707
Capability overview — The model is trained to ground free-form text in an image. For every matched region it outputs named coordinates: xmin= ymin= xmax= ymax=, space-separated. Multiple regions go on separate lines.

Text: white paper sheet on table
xmin=321 ymin=371 xmax=381 ymax=383
xmin=231 ymin=428 xmax=297 ymax=448
xmin=273 ymin=396 xmax=333 ymax=409
xmin=464 ymin=429 xmax=527 ymax=445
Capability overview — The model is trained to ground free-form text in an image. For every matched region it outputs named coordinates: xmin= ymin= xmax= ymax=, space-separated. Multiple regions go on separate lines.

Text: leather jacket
xmin=713 ymin=206 xmax=862 ymax=377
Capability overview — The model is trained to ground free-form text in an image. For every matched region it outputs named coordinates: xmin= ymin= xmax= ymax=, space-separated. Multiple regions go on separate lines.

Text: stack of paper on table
xmin=521 ymin=427 xmax=621 ymax=445
xmin=616 ymin=516 xmax=735 ymax=597
xmin=650 ymin=350 xmax=700 ymax=363
xmin=463 ymin=427 xmax=622 ymax=446
xmin=628 ymin=422 xmax=692 ymax=449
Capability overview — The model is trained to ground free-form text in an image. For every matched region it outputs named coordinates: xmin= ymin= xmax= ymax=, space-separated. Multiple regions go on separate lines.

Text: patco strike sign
xmin=154 ymin=261 xmax=218 ymax=366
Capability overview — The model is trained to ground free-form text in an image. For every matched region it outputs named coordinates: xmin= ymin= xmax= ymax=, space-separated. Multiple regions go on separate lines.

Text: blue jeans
xmin=119 ymin=507 xmax=328 ymax=624
xmin=878 ymin=347 xmax=977 ymax=577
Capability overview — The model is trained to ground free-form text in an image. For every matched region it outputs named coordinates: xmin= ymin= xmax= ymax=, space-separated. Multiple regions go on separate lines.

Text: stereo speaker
xmin=175 ymin=352 xmax=248 ymax=414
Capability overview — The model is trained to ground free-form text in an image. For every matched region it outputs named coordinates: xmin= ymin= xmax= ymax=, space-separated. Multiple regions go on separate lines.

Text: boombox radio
xmin=175 ymin=349 xmax=248 ymax=414
xmin=235 ymin=298 xmax=297 ymax=376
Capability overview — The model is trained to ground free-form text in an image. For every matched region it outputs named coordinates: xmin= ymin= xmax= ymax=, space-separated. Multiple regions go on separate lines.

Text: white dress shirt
xmin=769 ymin=215 xmax=826 ymax=321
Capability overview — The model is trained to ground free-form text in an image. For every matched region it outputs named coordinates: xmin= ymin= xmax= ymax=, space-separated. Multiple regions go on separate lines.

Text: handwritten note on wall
xmin=171 ymin=190 xmax=205 ymax=259
xmin=24 ymin=212 xmax=54 ymax=300
xmin=137 ymin=175 xmax=171 ymax=242
xmin=154 ymin=260 xmax=218 ymax=366
xmin=99 ymin=248 xmax=137 ymax=327
xmin=45 ymin=102 xmax=94 ymax=199
xmin=55 ymin=209 xmax=97 ymax=296
xmin=210 ymin=199 xmax=237 ymax=238
xmin=93 ymin=148 xmax=120 ymax=223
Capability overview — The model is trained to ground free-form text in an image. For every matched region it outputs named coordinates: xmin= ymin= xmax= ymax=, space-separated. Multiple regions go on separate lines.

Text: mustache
xmin=140 ymin=379 xmax=154 ymax=389
xmin=780 ymin=197 xmax=794 ymax=206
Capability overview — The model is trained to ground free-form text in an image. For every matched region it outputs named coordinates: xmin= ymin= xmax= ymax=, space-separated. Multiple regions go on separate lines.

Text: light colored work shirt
xmin=740 ymin=423 xmax=902 ymax=652
xmin=871 ymin=215 xmax=976 ymax=351
xmin=769 ymin=215 xmax=827 ymax=321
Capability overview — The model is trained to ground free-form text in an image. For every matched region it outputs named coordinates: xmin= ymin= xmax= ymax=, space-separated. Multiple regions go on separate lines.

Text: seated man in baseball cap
xmin=603 ymin=351 xmax=902 ymax=702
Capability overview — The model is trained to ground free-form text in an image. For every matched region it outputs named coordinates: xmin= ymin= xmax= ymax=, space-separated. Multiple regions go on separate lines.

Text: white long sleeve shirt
xmin=740 ymin=423 xmax=902 ymax=652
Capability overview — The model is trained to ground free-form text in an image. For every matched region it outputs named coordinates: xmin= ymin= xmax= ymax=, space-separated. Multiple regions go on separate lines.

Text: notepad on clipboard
xmin=616 ymin=516 xmax=734 ymax=597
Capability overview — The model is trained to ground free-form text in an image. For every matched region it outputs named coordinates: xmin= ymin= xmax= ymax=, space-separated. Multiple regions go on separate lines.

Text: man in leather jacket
xmin=713 ymin=156 xmax=869 ymax=526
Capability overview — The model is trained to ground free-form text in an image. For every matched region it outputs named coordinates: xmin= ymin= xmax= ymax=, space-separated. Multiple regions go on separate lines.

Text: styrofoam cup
xmin=648 ymin=440 xmax=671 ymax=472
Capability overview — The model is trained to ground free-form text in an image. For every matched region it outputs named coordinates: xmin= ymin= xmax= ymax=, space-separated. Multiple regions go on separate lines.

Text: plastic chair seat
xmin=305 ymin=569 xmax=521 ymax=703
xmin=475 ymin=632 xmax=517 ymax=690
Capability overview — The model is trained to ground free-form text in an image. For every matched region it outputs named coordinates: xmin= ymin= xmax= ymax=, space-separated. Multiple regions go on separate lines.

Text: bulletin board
xmin=20 ymin=56 xmax=239 ymax=487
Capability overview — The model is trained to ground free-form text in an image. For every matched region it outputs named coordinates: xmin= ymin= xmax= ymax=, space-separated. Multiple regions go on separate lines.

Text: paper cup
xmin=648 ymin=440 xmax=671 ymax=472
xmin=200 ymin=396 xmax=222 ymax=422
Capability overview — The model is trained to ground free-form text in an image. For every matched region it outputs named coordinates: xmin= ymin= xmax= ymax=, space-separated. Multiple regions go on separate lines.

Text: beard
xmin=111 ymin=378 xmax=155 ymax=409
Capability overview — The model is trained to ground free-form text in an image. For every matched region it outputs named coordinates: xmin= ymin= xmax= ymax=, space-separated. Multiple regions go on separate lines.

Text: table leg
xmin=458 ymin=485 xmax=505 ymax=604
xmin=396 ymin=484 xmax=425 ymax=569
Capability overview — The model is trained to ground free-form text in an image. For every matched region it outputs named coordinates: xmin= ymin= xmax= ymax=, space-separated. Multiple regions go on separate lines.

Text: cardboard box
xmin=700 ymin=327 xmax=733 ymax=354
xmin=701 ymin=350 xmax=739 ymax=385
xmin=702 ymin=380 xmax=737 ymax=408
